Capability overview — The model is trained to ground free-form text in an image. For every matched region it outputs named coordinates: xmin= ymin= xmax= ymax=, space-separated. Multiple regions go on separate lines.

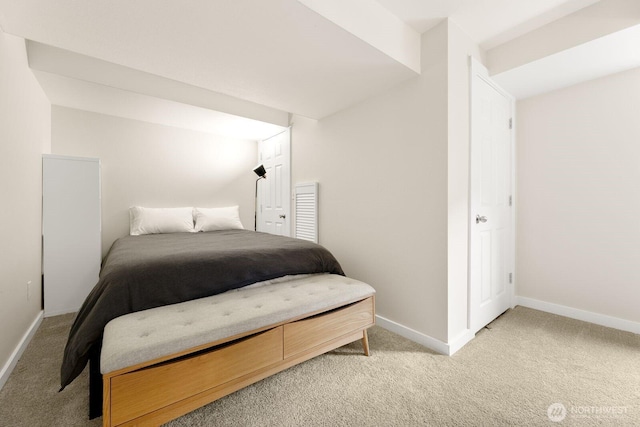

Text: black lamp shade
xmin=253 ymin=164 xmax=267 ymax=178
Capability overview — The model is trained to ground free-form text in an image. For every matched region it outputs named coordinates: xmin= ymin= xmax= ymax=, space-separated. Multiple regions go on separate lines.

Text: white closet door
xmin=43 ymin=155 xmax=101 ymax=316
xmin=469 ymin=59 xmax=514 ymax=333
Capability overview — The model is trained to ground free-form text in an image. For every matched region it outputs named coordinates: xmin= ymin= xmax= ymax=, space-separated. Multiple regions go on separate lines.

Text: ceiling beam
xmin=297 ymin=0 xmax=421 ymax=74
xmin=27 ymin=41 xmax=290 ymax=128
xmin=33 ymin=70 xmax=286 ymax=140
xmin=487 ymin=0 xmax=640 ymax=75
xmin=493 ymin=23 xmax=640 ymax=99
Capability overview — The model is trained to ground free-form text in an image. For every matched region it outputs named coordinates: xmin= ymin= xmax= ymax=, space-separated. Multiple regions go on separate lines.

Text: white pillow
xmin=193 ymin=206 xmax=244 ymax=232
xmin=129 ymin=207 xmax=195 ymax=236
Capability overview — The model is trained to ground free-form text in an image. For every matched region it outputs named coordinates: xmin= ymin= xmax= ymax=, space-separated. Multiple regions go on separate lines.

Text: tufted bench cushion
xmin=101 ymin=274 xmax=375 ymax=375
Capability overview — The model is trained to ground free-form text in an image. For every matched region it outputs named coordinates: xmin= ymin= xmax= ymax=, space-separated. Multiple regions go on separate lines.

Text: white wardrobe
xmin=42 ymin=155 xmax=101 ymax=317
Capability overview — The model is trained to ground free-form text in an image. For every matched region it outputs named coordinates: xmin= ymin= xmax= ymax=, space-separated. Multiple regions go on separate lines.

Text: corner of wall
xmin=0 ymin=29 xmax=52 ymax=380
xmin=445 ymin=19 xmax=485 ymax=343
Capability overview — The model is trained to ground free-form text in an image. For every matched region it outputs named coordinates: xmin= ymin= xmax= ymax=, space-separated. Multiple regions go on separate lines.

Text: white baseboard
xmin=376 ymin=298 xmax=640 ymax=357
xmin=0 ymin=311 xmax=43 ymax=391
xmin=375 ymin=315 xmax=474 ymax=356
xmin=448 ymin=329 xmax=475 ymax=355
xmin=515 ymin=296 xmax=640 ymax=335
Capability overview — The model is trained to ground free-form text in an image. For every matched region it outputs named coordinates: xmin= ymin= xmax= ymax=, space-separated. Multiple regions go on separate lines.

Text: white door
xmin=258 ymin=128 xmax=291 ymax=236
xmin=469 ymin=59 xmax=514 ymax=333
xmin=43 ymin=155 xmax=101 ymax=316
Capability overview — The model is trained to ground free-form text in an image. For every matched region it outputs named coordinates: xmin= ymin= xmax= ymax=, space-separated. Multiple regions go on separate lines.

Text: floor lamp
xmin=253 ymin=164 xmax=266 ymax=231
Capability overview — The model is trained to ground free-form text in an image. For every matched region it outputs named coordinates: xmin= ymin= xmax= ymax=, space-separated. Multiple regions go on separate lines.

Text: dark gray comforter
xmin=60 ymin=230 xmax=344 ymax=389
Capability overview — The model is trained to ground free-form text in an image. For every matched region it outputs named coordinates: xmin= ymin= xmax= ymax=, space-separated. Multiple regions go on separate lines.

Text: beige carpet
xmin=0 ymin=306 xmax=638 ymax=426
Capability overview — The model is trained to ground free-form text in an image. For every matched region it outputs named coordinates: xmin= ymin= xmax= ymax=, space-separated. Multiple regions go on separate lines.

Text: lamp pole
xmin=253 ymin=165 xmax=267 ymax=231
xmin=254 ymin=177 xmax=261 ymax=231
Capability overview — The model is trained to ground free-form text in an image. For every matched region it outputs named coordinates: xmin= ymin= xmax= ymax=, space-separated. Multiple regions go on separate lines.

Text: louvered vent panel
xmin=295 ymin=182 xmax=318 ymax=243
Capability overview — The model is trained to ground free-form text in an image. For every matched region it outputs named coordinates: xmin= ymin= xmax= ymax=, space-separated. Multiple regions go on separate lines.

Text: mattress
xmin=60 ymin=229 xmax=344 ymax=389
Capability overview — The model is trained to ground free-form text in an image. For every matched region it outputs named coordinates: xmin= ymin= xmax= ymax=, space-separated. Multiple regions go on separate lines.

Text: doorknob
xmin=279 ymin=214 xmax=286 ymax=219
xmin=476 ymin=215 xmax=487 ymax=224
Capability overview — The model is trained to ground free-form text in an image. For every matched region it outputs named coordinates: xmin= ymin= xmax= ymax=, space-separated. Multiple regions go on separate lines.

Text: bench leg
xmin=89 ymin=344 xmax=103 ymax=419
xmin=361 ymin=330 xmax=370 ymax=356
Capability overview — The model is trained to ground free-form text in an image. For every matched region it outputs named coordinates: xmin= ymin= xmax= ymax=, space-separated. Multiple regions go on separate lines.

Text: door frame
xmin=468 ymin=56 xmax=516 ymax=333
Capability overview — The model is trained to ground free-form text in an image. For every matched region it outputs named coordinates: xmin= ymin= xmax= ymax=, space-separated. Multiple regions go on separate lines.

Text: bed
xmin=60 ymin=229 xmax=345 ymax=407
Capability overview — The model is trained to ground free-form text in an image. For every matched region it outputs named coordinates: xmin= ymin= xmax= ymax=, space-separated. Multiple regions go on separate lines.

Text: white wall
xmin=292 ymin=22 xmax=450 ymax=343
xmin=516 ymin=66 xmax=640 ymax=324
xmin=292 ymin=20 xmax=486 ymax=347
xmin=52 ymin=106 xmax=258 ymax=255
xmin=0 ymin=30 xmax=51 ymax=379
xmin=446 ymin=22 xmax=487 ymax=342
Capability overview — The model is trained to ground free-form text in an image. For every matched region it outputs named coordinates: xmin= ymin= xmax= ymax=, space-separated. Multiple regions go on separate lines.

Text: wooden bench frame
xmin=102 ymin=295 xmax=375 ymax=426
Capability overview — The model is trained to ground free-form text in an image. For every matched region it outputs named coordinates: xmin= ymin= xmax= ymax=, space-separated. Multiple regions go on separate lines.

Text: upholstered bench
xmin=101 ymin=274 xmax=375 ymax=427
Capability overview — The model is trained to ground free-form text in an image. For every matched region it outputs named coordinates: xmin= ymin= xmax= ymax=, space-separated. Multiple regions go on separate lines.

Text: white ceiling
xmin=375 ymin=0 xmax=601 ymax=49
xmin=0 ymin=0 xmax=634 ymax=138
xmin=0 ymin=0 xmax=419 ymax=122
